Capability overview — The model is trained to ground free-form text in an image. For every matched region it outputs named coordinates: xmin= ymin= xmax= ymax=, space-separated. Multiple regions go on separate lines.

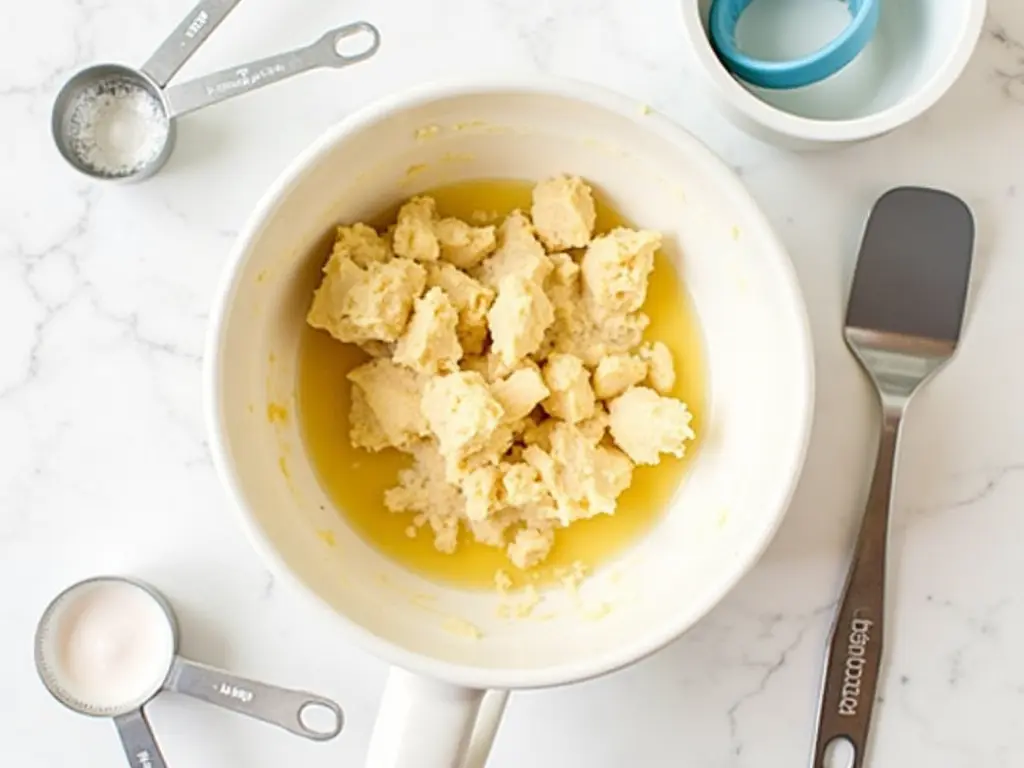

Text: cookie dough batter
xmin=307 ymin=175 xmax=696 ymax=569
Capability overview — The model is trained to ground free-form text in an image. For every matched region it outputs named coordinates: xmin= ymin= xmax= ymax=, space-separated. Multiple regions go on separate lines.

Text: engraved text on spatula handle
xmin=812 ymin=414 xmax=899 ymax=768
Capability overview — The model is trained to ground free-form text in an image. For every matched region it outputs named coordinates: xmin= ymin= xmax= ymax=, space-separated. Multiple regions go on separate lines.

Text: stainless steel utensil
xmin=811 ymin=187 xmax=975 ymax=767
xmin=50 ymin=0 xmax=243 ymax=181
xmin=52 ymin=15 xmax=380 ymax=181
xmin=143 ymin=0 xmax=245 ymax=88
xmin=35 ymin=576 xmax=344 ymax=768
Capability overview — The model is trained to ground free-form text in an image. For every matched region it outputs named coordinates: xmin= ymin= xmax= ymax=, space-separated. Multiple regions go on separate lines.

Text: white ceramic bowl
xmin=204 ymin=78 xmax=814 ymax=766
xmin=680 ymin=0 xmax=987 ymax=147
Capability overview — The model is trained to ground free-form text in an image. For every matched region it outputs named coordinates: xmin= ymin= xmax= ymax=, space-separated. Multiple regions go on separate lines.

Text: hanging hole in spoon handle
xmin=113 ymin=709 xmax=169 ymax=768
xmin=316 ymin=21 xmax=382 ymax=66
xmin=811 ymin=580 xmax=884 ymax=768
xmin=141 ymin=0 xmax=246 ymax=88
xmin=161 ymin=21 xmax=381 ymax=118
xmin=819 ymin=737 xmax=856 ymax=768
xmin=164 ymin=657 xmax=344 ymax=741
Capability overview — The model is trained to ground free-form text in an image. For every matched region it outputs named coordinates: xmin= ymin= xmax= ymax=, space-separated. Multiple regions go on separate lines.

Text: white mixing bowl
xmin=204 ymin=78 xmax=814 ymax=767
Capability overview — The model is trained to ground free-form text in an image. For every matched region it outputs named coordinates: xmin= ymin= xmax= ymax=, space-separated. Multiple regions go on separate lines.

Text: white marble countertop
xmin=3 ymin=0 xmax=1024 ymax=765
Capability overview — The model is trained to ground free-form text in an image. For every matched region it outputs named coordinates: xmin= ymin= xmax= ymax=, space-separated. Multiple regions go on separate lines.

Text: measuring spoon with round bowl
xmin=49 ymin=0 xmax=243 ymax=182
xmin=52 ymin=20 xmax=380 ymax=182
xmin=35 ymin=576 xmax=344 ymax=767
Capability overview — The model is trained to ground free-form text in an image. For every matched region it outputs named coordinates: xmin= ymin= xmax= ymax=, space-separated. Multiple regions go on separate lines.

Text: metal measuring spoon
xmin=52 ymin=20 xmax=380 ymax=181
xmin=35 ymin=576 xmax=344 ymax=767
xmin=50 ymin=0 xmax=244 ymax=182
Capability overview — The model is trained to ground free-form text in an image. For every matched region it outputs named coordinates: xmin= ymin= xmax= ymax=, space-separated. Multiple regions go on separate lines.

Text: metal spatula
xmin=811 ymin=187 xmax=975 ymax=767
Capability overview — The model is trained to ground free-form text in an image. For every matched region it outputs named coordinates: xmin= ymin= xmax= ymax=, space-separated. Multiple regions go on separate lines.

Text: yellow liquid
xmin=296 ymin=180 xmax=706 ymax=588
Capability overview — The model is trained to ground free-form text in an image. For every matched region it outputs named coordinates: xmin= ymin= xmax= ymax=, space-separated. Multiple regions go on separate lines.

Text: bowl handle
xmin=365 ymin=668 xmax=509 ymax=768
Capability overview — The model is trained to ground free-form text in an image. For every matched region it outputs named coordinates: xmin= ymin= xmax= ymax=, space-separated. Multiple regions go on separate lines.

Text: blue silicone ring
xmin=708 ymin=0 xmax=880 ymax=90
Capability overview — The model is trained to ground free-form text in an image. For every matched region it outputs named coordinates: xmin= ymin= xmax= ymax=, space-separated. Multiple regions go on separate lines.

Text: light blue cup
xmin=709 ymin=0 xmax=880 ymax=89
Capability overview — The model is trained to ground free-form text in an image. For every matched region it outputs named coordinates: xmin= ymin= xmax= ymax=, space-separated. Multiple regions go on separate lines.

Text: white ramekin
xmin=679 ymin=0 xmax=987 ymax=148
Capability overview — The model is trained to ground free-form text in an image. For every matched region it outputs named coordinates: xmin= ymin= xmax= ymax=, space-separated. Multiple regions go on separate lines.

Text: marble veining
xmin=3 ymin=0 xmax=1024 ymax=765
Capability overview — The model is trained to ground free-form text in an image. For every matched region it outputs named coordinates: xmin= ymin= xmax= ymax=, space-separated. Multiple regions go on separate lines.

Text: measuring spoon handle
xmin=113 ymin=709 xmax=169 ymax=768
xmin=162 ymin=21 xmax=380 ymax=118
xmin=164 ymin=656 xmax=344 ymax=741
xmin=142 ymin=0 xmax=245 ymax=88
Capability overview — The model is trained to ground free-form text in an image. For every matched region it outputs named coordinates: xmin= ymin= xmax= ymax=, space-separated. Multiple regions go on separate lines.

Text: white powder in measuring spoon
xmin=65 ymin=77 xmax=170 ymax=178
xmin=47 ymin=580 xmax=175 ymax=711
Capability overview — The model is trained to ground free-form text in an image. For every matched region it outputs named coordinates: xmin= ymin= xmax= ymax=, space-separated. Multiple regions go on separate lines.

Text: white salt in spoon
xmin=51 ymin=0 xmax=379 ymax=182
xmin=35 ymin=576 xmax=343 ymax=767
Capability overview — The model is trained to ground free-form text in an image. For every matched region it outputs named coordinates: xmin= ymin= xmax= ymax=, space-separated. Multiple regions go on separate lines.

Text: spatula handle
xmin=811 ymin=409 xmax=901 ymax=767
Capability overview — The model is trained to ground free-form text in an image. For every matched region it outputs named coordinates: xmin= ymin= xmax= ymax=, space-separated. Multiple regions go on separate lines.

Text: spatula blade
xmin=845 ymin=187 xmax=974 ymax=345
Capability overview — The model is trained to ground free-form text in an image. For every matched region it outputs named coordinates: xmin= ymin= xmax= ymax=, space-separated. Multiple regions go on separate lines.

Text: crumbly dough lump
xmin=307 ymin=176 xmax=695 ymax=569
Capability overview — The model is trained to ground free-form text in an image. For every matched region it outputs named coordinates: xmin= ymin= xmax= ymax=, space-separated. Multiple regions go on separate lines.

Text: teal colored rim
xmin=708 ymin=0 xmax=880 ymax=90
